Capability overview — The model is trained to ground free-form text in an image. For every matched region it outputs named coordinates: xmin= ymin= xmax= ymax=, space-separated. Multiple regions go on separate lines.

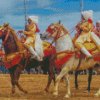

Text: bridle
xmin=0 ymin=29 xmax=15 ymax=51
xmin=46 ymin=23 xmax=76 ymax=46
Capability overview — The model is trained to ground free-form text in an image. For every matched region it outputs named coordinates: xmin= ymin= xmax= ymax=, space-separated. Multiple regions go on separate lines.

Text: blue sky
xmin=0 ymin=0 xmax=100 ymax=40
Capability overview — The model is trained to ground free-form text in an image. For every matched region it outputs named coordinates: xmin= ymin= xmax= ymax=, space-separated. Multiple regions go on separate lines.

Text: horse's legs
xmin=9 ymin=70 xmax=15 ymax=93
xmin=44 ymin=64 xmax=55 ymax=92
xmin=44 ymin=54 xmax=56 ymax=93
xmin=94 ymin=88 xmax=100 ymax=97
xmin=57 ymin=68 xmax=65 ymax=82
xmin=14 ymin=65 xmax=27 ymax=93
xmin=87 ymin=68 xmax=92 ymax=91
xmin=44 ymin=72 xmax=55 ymax=92
xmin=53 ymin=66 xmax=69 ymax=97
xmin=64 ymin=73 xmax=71 ymax=98
xmin=26 ymin=69 xmax=30 ymax=74
xmin=64 ymin=73 xmax=69 ymax=85
xmin=75 ymin=71 xmax=79 ymax=89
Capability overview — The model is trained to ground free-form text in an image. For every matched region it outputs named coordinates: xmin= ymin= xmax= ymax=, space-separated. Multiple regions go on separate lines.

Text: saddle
xmin=3 ymin=41 xmax=56 ymax=69
xmin=75 ymin=41 xmax=100 ymax=61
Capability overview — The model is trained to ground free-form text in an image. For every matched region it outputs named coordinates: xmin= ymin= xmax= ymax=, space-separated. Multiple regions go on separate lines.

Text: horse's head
xmin=40 ymin=20 xmax=62 ymax=40
xmin=0 ymin=26 xmax=5 ymax=39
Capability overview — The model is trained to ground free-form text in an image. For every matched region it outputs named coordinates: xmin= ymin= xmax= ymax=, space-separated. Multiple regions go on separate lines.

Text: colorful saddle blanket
xmin=56 ymin=41 xmax=100 ymax=68
xmin=3 ymin=41 xmax=56 ymax=69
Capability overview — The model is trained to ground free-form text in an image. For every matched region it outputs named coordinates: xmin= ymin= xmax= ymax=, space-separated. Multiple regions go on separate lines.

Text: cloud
xmin=0 ymin=14 xmax=25 ymax=30
xmin=36 ymin=0 xmax=51 ymax=7
xmin=1 ymin=10 xmax=100 ymax=38
xmin=0 ymin=0 xmax=24 ymax=16
xmin=39 ymin=11 xmax=100 ymax=38
xmin=0 ymin=0 xmax=100 ymax=40
xmin=39 ymin=12 xmax=81 ymax=37
xmin=43 ymin=7 xmax=63 ymax=12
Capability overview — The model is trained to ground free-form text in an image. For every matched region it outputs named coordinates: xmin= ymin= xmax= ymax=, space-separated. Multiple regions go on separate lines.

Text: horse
xmin=0 ymin=25 xmax=57 ymax=94
xmin=40 ymin=21 xmax=100 ymax=98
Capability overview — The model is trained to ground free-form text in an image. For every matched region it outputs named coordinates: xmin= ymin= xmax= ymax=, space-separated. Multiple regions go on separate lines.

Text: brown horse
xmin=0 ymin=26 xmax=56 ymax=94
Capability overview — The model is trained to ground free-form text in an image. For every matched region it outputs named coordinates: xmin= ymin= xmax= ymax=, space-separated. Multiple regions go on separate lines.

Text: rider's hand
xmin=18 ymin=30 xmax=23 ymax=33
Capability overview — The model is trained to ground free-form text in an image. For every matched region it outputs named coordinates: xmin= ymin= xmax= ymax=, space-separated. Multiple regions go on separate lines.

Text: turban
xmin=28 ymin=16 xmax=38 ymax=24
xmin=96 ymin=20 xmax=100 ymax=26
xmin=82 ymin=10 xmax=93 ymax=21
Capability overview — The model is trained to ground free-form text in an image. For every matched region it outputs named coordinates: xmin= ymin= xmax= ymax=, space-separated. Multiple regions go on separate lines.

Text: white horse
xmin=40 ymin=21 xmax=100 ymax=98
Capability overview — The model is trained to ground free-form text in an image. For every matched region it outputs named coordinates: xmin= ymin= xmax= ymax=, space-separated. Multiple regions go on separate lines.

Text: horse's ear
xmin=59 ymin=20 xmax=61 ymax=24
xmin=57 ymin=20 xmax=61 ymax=25
xmin=4 ymin=22 xmax=9 ymax=27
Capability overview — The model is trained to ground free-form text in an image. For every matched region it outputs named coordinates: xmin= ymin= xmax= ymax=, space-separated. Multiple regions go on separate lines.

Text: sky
xmin=0 ymin=0 xmax=100 ymax=41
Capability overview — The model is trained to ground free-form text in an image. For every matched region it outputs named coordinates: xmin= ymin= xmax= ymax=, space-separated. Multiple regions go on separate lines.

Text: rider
xmin=74 ymin=10 xmax=94 ymax=59
xmin=72 ymin=15 xmax=87 ymax=43
xmin=93 ymin=20 xmax=100 ymax=38
xmin=18 ymin=16 xmax=41 ymax=61
xmin=72 ymin=12 xmax=95 ymax=44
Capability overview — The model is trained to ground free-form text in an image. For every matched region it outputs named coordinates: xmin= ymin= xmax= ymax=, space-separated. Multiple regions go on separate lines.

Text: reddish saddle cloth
xmin=55 ymin=50 xmax=74 ymax=68
xmin=3 ymin=41 xmax=56 ymax=69
xmin=42 ymin=41 xmax=56 ymax=57
xmin=3 ymin=52 xmax=23 ymax=69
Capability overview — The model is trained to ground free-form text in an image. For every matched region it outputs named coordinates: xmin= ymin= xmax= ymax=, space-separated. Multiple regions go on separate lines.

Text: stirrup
xmin=85 ymin=55 xmax=93 ymax=61
xmin=30 ymin=55 xmax=42 ymax=61
xmin=36 ymin=56 xmax=43 ymax=61
xmin=30 ymin=55 xmax=36 ymax=59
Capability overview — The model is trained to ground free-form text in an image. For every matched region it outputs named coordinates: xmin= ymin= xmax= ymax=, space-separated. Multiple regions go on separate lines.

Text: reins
xmin=48 ymin=25 xmax=76 ymax=48
xmin=0 ymin=30 xmax=28 ymax=69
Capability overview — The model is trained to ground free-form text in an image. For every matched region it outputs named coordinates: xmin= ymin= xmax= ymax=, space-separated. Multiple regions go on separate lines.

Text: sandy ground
xmin=0 ymin=74 xmax=100 ymax=100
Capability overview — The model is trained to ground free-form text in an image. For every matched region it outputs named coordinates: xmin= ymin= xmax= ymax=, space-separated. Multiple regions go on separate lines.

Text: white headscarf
xmin=96 ymin=20 xmax=100 ymax=26
xmin=82 ymin=10 xmax=93 ymax=21
xmin=28 ymin=16 xmax=38 ymax=24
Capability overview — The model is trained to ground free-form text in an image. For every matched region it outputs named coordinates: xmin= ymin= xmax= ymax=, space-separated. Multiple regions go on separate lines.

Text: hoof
xmin=75 ymin=85 xmax=78 ymax=89
xmin=11 ymin=88 xmax=15 ymax=94
xmin=53 ymin=92 xmax=58 ymax=97
xmin=23 ymin=89 xmax=28 ymax=93
xmin=53 ymin=94 xmax=58 ymax=98
xmin=94 ymin=93 xmax=99 ymax=98
xmin=76 ymin=87 xmax=78 ymax=90
xmin=44 ymin=87 xmax=49 ymax=93
xmin=43 ymin=90 xmax=48 ymax=94
xmin=64 ymin=94 xmax=70 ymax=99
xmin=8 ymin=94 xmax=13 ymax=97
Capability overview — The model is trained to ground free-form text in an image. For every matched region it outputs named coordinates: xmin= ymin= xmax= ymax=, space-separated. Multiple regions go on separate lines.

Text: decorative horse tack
xmin=0 ymin=24 xmax=57 ymax=94
xmin=41 ymin=22 xmax=100 ymax=98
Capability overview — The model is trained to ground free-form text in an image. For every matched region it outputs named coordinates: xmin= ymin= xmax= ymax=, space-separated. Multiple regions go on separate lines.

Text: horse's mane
xmin=7 ymin=26 xmax=24 ymax=52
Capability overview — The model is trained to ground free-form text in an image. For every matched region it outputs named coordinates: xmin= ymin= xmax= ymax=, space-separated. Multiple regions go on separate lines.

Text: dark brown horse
xmin=0 ymin=27 xmax=56 ymax=94
xmin=75 ymin=68 xmax=92 ymax=92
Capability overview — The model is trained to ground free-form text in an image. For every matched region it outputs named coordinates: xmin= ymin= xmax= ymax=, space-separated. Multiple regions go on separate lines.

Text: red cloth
xmin=46 ymin=24 xmax=53 ymax=34
xmin=88 ymin=50 xmax=100 ymax=61
xmin=88 ymin=18 xmax=93 ymax=23
xmin=55 ymin=52 xmax=74 ymax=68
xmin=94 ymin=56 xmax=100 ymax=61
xmin=0 ymin=31 xmax=3 ymax=35
xmin=43 ymin=46 xmax=56 ymax=57
xmin=3 ymin=54 xmax=22 ymax=69
xmin=35 ymin=24 xmax=40 ymax=33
